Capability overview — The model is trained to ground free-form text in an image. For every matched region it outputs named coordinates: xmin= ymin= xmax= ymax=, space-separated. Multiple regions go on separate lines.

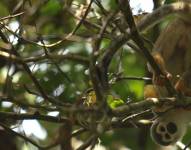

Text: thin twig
xmin=77 ymin=135 xmax=98 ymax=150
xmin=1 ymin=22 xmax=88 ymax=48
xmin=66 ymin=8 xmax=103 ymax=32
xmin=0 ymin=50 xmax=89 ymax=65
xmin=0 ymin=12 xmax=25 ymax=21
xmin=71 ymin=0 xmax=94 ymax=35
xmin=112 ymin=97 xmax=177 ymax=117
xmin=115 ymin=76 xmax=151 ymax=82
xmin=0 ymin=96 xmax=59 ymax=111
xmin=122 ymin=109 xmax=152 ymax=122
xmin=24 ymin=53 xmax=89 ymax=65
xmin=111 ymin=119 xmax=152 ymax=129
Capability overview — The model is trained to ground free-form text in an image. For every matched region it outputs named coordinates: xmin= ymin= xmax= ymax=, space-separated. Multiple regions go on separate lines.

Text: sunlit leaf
xmin=106 ymin=95 xmax=124 ymax=109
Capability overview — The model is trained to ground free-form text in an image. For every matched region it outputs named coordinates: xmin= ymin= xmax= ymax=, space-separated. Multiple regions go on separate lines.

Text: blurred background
xmin=0 ymin=0 xmax=188 ymax=150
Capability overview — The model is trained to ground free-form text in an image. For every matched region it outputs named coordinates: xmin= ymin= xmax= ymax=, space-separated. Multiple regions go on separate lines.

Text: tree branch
xmin=0 ymin=111 xmax=69 ymax=123
xmin=0 ymin=50 xmax=89 ymax=65
xmin=112 ymin=96 xmax=191 ymax=117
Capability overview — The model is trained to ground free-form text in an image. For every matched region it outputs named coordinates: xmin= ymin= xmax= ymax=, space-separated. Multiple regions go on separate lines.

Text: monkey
xmin=144 ymin=4 xmax=191 ymax=146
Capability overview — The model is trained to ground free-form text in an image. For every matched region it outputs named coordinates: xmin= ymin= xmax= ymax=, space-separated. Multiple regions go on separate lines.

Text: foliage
xmin=0 ymin=0 xmax=188 ymax=150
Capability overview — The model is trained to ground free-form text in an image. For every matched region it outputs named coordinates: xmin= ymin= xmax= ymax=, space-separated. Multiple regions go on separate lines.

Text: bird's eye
xmin=167 ymin=122 xmax=177 ymax=134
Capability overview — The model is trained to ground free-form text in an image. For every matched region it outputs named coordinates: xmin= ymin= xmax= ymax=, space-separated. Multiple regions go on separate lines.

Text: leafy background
xmin=0 ymin=0 xmax=188 ymax=150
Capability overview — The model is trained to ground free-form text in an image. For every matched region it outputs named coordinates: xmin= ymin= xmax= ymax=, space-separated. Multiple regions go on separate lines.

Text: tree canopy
xmin=0 ymin=0 xmax=190 ymax=150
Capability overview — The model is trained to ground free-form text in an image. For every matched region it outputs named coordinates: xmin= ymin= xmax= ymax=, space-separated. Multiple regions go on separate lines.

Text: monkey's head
xmin=151 ymin=118 xmax=186 ymax=146
xmin=150 ymin=109 xmax=191 ymax=146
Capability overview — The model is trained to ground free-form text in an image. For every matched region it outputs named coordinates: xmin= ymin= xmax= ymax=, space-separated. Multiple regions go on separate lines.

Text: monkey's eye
xmin=159 ymin=125 xmax=166 ymax=132
xmin=167 ymin=122 xmax=177 ymax=134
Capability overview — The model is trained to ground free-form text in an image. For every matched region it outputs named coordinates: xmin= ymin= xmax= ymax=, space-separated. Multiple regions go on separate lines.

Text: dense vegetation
xmin=0 ymin=0 xmax=189 ymax=150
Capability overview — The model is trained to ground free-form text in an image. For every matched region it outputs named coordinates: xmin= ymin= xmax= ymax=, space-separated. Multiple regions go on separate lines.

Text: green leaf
xmin=41 ymin=0 xmax=62 ymax=16
xmin=107 ymin=95 xmax=124 ymax=109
